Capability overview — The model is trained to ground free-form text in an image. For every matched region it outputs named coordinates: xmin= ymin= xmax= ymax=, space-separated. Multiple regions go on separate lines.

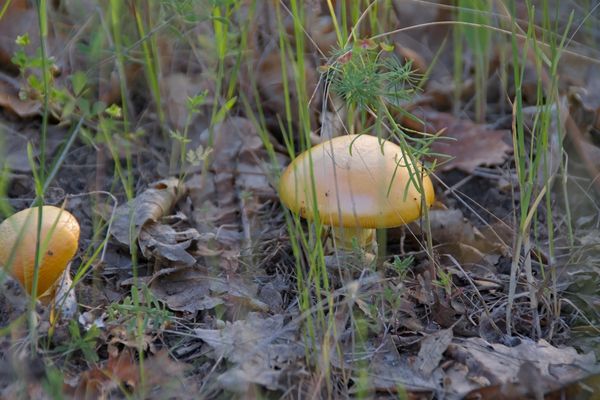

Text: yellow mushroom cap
xmin=0 ymin=205 xmax=80 ymax=297
xmin=279 ymin=134 xmax=435 ymax=228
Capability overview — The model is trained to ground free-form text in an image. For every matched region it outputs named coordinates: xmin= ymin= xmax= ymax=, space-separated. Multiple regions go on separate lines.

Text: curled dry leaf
xmin=404 ymin=108 xmax=513 ymax=173
xmin=138 ymin=221 xmax=200 ymax=266
xmin=194 ymin=313 xmax=304 ymax=392
xmin=110 ymin=178 xmax=186 ymax=245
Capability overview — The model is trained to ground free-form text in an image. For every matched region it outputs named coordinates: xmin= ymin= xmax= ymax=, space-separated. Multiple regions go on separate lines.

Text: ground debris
xmin=445 ymin=337 xmax=599 ymax=398
xmin=404 ymin=108 xmax=513 ymax=173
xmin=65 ymin=349 xmax=187 ymax=400
xmin=193 ymin=312 xmax=304 ymax=392
xmin=109 ymin=178 xmax=196 ymax=266
xmin=151 ymin=266 xmax=269 ymax=315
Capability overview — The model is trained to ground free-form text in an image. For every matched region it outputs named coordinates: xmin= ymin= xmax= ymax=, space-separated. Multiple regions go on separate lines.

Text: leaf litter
xmin=1 ymin=1 xmax=600 ymax=399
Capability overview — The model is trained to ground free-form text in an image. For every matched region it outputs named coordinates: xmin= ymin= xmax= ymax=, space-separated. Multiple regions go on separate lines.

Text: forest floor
xmin=1 ymin=1 xmax=600 ymax=399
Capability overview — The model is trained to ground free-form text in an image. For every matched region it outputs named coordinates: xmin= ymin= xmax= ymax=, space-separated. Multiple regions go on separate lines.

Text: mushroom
xmin=0 ymin=205 xmax=80 ymax=298
xmin=279 ymin=134 xmax=434 ymax=249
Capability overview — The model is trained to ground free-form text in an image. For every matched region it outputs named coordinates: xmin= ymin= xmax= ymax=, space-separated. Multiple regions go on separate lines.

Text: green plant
xmin=54 ymin=320 xmax=101 ymax=364
xmin=107 ymin=285 xmax=172 ymax=334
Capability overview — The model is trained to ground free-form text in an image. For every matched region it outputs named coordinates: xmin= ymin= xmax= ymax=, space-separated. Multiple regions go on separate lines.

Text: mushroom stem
xmin=330 ymin=226 xmax=375 ymax=250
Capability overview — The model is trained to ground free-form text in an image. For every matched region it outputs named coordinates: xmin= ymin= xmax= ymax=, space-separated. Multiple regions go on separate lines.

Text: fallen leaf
xmin=404 ymin=108 xmax=513 ymax=173
xmin=160 ymin=73 xmax=213 ymax=132
xmin=0 ymin=1 xmax=39 ymax=73
xmin=0 ymin=124 xmax=67 ymax=172
xmin=411 ymin=209 xmax=508 ymax=267
xmin=445 ymin=337 xmax=599 ymax=398
xmin=138 ymin=221 xmax=200 ymax=266
xmin=109 ymin=178 xmax=186 ymax=246
xmin=416 ymin=328 xmax=453 ymax=376
xmin=332 ymin=335 xmax=440 ymax=394
xmin=151 ymin=267 xmax=222 ymax=313
xmin=150 ymin=267 xmax=268 ymax=314
xmin=190 ymin=117 xmax=288 ymax=271
xmin=67 ymin=349 xmax=187 ymax=400
xmin=0 ymin=80 xmax=41 ymax=117
xmin=194 ymin=312 xmax=304 ymax=392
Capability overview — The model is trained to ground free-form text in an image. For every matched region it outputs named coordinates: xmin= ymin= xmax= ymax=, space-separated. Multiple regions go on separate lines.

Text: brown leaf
xmin=194 ymin=313 xmax=304 ymax=392
xmin=412 ymin=209 xmax=509 ymax=267
xmin=67 ymin=349 xmax=187 ymax=400
xmin=415 ymin=328 xmax=453 ymax=376
xmin=190 ymin=117 xmax=287 ymax=270
xmin=445 ymin=337 xmax=599 ymax=398
xmin=0 ymin=80 xmax=41 ymax=117
xmin=0 ymin=2 xmax=38 ymax=74
xmin=160 ymin=73 xmax=213 ymax=132
xmin=151 ymin=267 xmax=268 ymax=314
xmin=138 ymin=221 xmax=199 ymax=266
xmin=1 ymin=124 xmax=66 ymax=172
xmin=151 ymin=267 xmax=222 ymax=313
xmin=253 ymin=48 xmax=318 ymax=130
xmin=333 ymin=336 xmax=440 ymax=393
xmin=405 ymin=108 xmax=513 ymax=173
xmin=110 ymin=178 xmax=186 ymax=246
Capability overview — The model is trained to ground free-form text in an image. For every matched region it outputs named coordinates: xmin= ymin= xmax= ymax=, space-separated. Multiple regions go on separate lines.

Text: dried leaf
xmin=416 ymin=328 xmax=453 ymax=376
xmin=138 ymin=221 xmax=199 ymax=266
xmin=194 ymin=313 xmax=304 ymax=392
xmin=405 ymin=108 xmax=512 ymax=173
xmin=151 ymin=267 xmax=268 ymax=314
xmin=151 ymin=268 xmax=222 ymax=313
xmin=160 ymin=73 xmax=212 ymax=132
xmin=0 ymin=80 xmax=41 ymax=117
xmin=412 ymin=209 xmax=508 ymax=267
xmin=0 ymin=2 xmax=38 ymax=73
xmin=110 ymin=178 xmax=186 ymax=246
xmin=445 ymin=337 xmax=599 ymax=398
xmin=67 ymin=349 xmax=187 ymax=400
xmin=0 ymin=124 xmax=66 ymax=172
xmin=334 ymin=336 xmax=440 ymax=393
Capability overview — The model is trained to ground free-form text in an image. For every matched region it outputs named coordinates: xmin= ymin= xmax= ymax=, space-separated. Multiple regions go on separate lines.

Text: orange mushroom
xmin=279 ymin=134 xmax=434 ymax=249
xmin=0 ymin=205 xmax=80 ymax=297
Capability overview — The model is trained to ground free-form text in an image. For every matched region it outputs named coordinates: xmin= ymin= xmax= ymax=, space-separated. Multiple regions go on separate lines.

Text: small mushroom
xmin=0 ymin=205 xmax=80 ymax=298
xmin=279 ymin=134 xmax=434 ymax=249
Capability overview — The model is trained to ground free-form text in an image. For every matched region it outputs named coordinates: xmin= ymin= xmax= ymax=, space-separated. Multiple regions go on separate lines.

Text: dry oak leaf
xmin=405 ymin=108 xmax=513 ymax=173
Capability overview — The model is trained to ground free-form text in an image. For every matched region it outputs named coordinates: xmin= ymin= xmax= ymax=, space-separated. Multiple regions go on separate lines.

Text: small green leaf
xmin=213 ymin=96 xmax=237 ymax=124
xmin=380 ymin=42 xmax=394 ymax=52
xmin=70 ymin=71 xmax=88 ymax=96
xmin=15 ymin=33 xmax=30 ymax=46
xmin=105 ymin=103 xmax=122 ymax=118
